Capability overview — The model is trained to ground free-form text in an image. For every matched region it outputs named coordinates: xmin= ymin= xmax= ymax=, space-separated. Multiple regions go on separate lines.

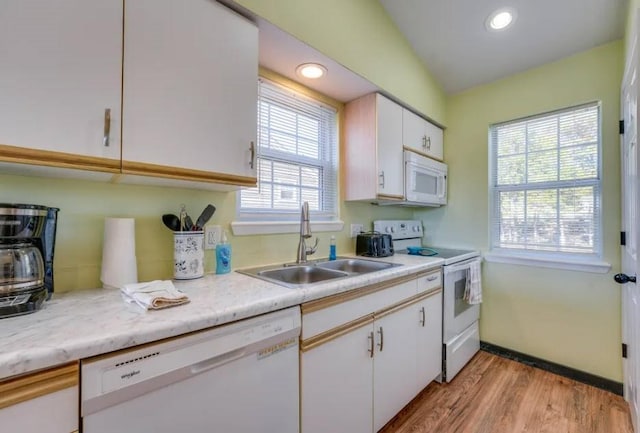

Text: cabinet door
xmin=423 ymin=120 xmax=444 ymax=160
xmin=123 ymin=0 xmax=258 ymax=180
xmin=301 ymin=322 xmax=373 ymax=433
xmin=376 ymin=94 xmax=404 ymax=198
xmin=373 ymin=305 xmax=418 ymax=431
xmin=0 ymin=364 xmax=78 ymax=433
xmin=402 ymin=109 xmax=444 ymax=161
xmin=416 ymin=290 xmax=443 ymax=391
xmin=0 ymin=0 xmax=122 ymax=160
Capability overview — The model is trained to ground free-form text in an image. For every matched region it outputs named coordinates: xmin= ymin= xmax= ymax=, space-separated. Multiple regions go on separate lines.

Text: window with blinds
xmin=489 ymin=102 xmax=602 ymax=257
xmin=238 ymin=78 xmax=338 ymax=220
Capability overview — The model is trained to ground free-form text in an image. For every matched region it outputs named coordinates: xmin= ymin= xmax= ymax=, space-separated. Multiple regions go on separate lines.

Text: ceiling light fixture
xmin=296 ymin=63 xmax=327 ymax=79
xmin=486 ymin=8 xmax=516 ymax=31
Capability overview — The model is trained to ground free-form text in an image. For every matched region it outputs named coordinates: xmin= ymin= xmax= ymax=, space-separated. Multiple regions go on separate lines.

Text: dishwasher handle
xmin=191 ymin=347 xmax=246 ymax=375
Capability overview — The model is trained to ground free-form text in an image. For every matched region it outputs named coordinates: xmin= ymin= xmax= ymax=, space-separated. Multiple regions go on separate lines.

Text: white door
xmin=416 ymin=291 xmax=443 ymax=390
xmin=620 ymin=28 xmax=640 ymax=431
xmin=301 ymin=323 xmax=374 ymax=433
xmin=122 ymin=0 xmax=258 ymax=178
xmin=373 ymin=305 xmax=418 ymax=432
xmin=376 ymin=94 xmax=404 ymax=197
xmin=0 ymin=0 xmax=122 ymax=159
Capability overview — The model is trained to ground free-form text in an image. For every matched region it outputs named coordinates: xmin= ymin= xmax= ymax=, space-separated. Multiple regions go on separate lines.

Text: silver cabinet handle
xmin=377 ymin=326 xmax=384 ymax=352
xmin=420 ymin=307 xmax=426 ymax=327
xmin=103 ymin=108 xmax=111 ymax=147
xmin=368 ymin=331 xmax=374 ymax=358
xmin=422 ymin=135 xmax=427 ymax=149
xmin=379 ymin=171 xmax=385 ymax=188
xmin=249 ymin=141 xmax=256 ymax=169
xmin=426 ymin=275 xmax=438 ymax=282
xmin=426 ymin=136 xmax=431 ymax=150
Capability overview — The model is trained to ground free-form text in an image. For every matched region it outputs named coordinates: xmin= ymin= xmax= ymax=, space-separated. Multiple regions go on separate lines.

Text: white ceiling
xmin=379 ymin=0 xmax=628 ymax=94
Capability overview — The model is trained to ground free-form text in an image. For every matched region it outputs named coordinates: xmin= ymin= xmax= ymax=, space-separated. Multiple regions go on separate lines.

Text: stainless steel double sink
xmin=237 ymin=258 xmax=401 ymax=289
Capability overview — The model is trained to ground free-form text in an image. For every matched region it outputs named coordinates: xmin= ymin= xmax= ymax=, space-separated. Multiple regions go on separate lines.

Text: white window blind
xmin=238 ymin=78 xmax=338 ymax=220
xmin=489 ymin=102 xmax=602 ymax=257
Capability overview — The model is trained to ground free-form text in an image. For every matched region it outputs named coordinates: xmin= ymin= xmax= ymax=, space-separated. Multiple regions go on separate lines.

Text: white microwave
xmin=404 ymin=150 xmax=447 ymax=206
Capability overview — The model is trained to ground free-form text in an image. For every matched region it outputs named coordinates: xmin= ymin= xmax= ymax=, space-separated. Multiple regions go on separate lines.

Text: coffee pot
xmin=0 ymin=204 xmax=59 ymax=318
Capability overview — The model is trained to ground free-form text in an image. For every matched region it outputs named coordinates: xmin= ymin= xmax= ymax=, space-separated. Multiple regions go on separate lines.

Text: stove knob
xmin=385 ymin=227 xmax=392 ymax=233
xmin=391 ymin=227 xmax=396 ymax=233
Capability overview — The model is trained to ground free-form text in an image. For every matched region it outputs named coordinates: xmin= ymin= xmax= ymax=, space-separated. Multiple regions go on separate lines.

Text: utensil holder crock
xmin=173 ymin=231 xmax=204 ymax=280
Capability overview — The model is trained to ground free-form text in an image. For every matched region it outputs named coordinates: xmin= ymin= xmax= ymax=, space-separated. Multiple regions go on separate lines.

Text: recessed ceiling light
xmin=486 ymin=8 xmax=517 ymax=31
xmin=296 ymin=63 xmax=327 ymax=79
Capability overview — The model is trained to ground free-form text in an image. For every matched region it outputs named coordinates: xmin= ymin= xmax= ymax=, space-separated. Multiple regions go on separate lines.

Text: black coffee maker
xmin=0 ymin=204 xmax=59 ymax=318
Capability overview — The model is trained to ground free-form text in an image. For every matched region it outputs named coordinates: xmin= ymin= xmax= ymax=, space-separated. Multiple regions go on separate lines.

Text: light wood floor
xmin=380 ymin=351 xmax=633 ymax=433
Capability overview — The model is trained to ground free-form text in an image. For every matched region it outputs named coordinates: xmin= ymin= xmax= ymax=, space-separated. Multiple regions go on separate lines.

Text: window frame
xmin=232 ymin=70 xmax=344 ymax=236
xmin=486 ymin=101 xmax=610 ymax=273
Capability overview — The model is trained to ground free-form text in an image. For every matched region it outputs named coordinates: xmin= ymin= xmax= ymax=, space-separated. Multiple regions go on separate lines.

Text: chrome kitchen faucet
xmin=296 ymin=201 xmax=319 ymax=264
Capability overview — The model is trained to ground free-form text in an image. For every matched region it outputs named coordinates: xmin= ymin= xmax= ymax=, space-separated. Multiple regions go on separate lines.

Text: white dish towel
xmin=121 ymin=280 xmax=190 ymax=310
xmin=463 ymin=260 xmax=482 ymax=305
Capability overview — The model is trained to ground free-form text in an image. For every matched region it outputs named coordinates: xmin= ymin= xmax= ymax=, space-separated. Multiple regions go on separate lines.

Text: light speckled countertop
xmin=0 ymin=254 xmax=443 ymax=380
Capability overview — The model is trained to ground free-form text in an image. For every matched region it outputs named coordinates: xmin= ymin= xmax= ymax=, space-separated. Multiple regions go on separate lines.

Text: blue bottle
xmin=216 ymin=230 xmax=232 ymax=274
xmin=329 ymin=235 xmax=337 ymax=261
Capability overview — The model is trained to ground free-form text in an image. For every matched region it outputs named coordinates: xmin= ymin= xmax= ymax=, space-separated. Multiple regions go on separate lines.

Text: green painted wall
xmin=234 ymin=0 xmax=446 ymax=125
xmin=1 ymin=173 xmax=411 ymax=292
xmin=627 ymin=0 xmax=639 ymax=61
xmin=415 ymin=40 xmax=623 ymax=380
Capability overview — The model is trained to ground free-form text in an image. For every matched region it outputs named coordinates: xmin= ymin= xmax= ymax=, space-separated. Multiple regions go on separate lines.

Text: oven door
xmin=443 ymin=257 xmax=481 ymax=343
xmin=405 ymin=162 xmax=447 ymax=205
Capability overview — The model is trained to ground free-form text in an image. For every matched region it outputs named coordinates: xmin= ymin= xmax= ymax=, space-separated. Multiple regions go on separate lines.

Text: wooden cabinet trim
xmin=374 ymin=287 xmax=441 ymax=320
xmin=0 ymin=362 xmax=78 ymax=410
xmin=301 ymin=273 xmax=422 ymax=315
xmin=376 ymin=193 xmax=405 ymax=201
xmin=0 ymin=144 xmax=120 ymax=173
xmin=300 ymin=314 xmax=374 ymax=352
xmin=121 ymin=161 xmax=257 ymax=187
xmin=402 ymin=145 xmax=444 ymax=162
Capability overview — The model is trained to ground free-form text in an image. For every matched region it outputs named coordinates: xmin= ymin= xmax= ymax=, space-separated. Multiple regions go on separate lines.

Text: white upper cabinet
xmin=0 ymin=0 xmax=122 ymax=164
xmin=344 ymin=93 xmax=404 ymax=201
xmin=402 ymin=108 xmax=444 ymax=161
xmin=122 ymin=0 xmax=258 ymax=185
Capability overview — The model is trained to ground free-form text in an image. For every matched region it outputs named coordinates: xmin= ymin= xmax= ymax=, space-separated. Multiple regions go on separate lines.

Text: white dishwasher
xmin=81 ymin=306 xmax=301 ymax=433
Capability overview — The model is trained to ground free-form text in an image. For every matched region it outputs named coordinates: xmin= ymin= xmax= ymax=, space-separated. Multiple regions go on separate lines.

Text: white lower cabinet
xmin=0 ymin=363 xmax=79 ymax=433
xmin=301 ymin=319 xmax=374 ymax=433
xmin=301 ymin=270 xmax=443 ymax=433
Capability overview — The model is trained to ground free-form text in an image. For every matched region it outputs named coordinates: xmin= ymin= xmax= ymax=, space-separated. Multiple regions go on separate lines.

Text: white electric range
xmin=373 ymin=220 xmax=482 ymax=382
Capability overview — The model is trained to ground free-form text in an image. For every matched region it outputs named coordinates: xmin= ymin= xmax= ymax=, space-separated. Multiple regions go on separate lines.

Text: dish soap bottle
xmin=329 ymin=235 xmax=337 ymax=261
xmin=216 ymin=230 xmax=231 ymax=274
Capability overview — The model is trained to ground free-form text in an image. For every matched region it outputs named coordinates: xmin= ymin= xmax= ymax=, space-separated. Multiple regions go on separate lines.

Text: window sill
xmin=484 ymin=252 xmax=611 ymax=274
xmin=231 ymin=220 xmax=345 ymax=236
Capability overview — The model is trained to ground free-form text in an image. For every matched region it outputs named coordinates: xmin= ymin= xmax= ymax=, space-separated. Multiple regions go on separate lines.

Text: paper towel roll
xmin=101 ymin=217 xmax=138 ymax=289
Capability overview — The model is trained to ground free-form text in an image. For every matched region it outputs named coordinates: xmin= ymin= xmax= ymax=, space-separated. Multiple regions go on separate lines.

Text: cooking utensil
xmin=179 ymin=204 xmax=187 ymax=231
xmin=162 ymin=214 xmax=181 ymax=232
xmin=194 ymin=204 xmax=216 ymax=230
xmin=185 ymin=215 xmax=194 ymax=231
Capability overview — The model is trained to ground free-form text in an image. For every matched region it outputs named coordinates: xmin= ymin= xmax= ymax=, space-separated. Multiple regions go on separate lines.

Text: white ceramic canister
xmin=173 ymin=231 xmax=204 ymax=280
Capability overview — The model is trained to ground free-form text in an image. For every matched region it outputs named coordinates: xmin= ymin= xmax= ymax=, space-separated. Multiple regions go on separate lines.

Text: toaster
xmin=355 ymin=232 xmax=394 ymax=257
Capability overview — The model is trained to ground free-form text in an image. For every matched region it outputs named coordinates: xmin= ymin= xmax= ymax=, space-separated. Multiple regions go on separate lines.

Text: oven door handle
xmin=443 ymin=257 xmax=481 ymax=275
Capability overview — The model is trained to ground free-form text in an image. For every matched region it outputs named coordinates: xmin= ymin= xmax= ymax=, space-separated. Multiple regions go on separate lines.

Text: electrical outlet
xmin=350 ymin=223 xmax=364 ymax=238
xmin=204 ymin=225 xmax=222 ymax=250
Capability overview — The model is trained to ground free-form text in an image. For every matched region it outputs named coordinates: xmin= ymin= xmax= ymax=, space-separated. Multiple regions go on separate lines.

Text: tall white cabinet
xmin=122 ymin=0 xmax=258 ymax=182
xmin=344 ymin=93 xmax=404 ymax=201
xmin=0 ymin=0 xmax=122 ymax=168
